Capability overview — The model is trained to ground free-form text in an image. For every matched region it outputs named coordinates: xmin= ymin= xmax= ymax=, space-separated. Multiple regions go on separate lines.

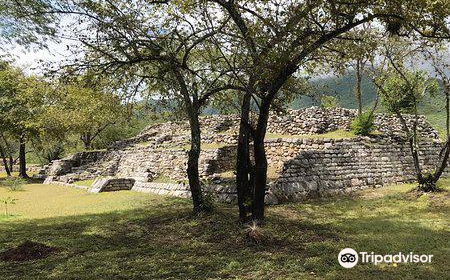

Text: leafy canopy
xmin=379 ymin=70 xmax=438 ymax=114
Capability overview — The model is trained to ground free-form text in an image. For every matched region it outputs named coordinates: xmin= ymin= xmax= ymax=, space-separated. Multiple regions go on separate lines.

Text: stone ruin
xmin=42 ymin=107 xmax=447 ymax=204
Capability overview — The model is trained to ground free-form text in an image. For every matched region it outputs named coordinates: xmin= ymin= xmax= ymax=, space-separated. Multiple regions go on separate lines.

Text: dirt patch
xmin=0 ymin=240 xmax=58 ymax=262
xmin=405 ymin=187 xmax=445 ymax=198
xmin=404 ymin=188 xmax=425 ymax=200
xmin=404 ymin=188 xmax=449 ymax=206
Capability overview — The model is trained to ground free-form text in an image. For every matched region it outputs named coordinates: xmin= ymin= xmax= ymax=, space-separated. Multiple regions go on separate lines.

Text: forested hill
xmin=292 ymin=72 xmax=377 ymax=109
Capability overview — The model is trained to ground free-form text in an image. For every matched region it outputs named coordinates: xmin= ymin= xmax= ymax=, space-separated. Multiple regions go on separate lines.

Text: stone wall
xmin=43 ymin=107 xmax=444 ymax=204
xmin=46 ymin=151 xmax=109 ymax=176
xmin=131 ymin=182 xmax=239 ymax=204
xmin=114 ymin=145 xmax=236 ymax=182
xmin=90 ymin=178 xmax=136 ymax=193
xmin=45 ymin=144 xmax=237 ymax=184
xmin=267 ymin=108 xmax=439 ymax=138
xmin=271 ymin=136 xmax=446 ymax=202
xmin=130 ymin=107 xmax=438 ymax=147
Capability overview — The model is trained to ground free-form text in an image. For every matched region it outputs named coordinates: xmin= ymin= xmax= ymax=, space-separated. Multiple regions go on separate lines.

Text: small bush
xmin=244 ymin=221 xmax=268 ymax=245
xmin=320 ymin=95 xmax=340 ymax=109
xmin=351 ymin=112 xmax=375 ymax=136
xmin=201 ymin=191 xmax=216 ymax=212
xmin=0 ymin=197 xmax=18 ymax=216
xmin=2 ymin=177 xmax=27 ymax=191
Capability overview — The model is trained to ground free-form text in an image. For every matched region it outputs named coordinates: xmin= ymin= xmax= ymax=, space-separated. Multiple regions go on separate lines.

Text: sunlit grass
xmin=0 ymin=171 xmax=37 ymax=179
xmin=0 ymin=180 xmax=448 ymax=279
xmin=266 ymin=129 xmax=360 ymax=140
xmin=73 ymin=179 xmax=97 ymax=187
xmin=152 ymin=175 xmax=178 ymax=184
xmin=0 ymin=184 xmax=159 ymax=220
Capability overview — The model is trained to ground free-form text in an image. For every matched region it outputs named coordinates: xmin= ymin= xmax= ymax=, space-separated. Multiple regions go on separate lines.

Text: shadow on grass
xmin=0 ymin=193 xmax=448 ymax=280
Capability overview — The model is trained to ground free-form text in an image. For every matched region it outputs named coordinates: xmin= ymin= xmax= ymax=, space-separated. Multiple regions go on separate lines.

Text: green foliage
xmin=1 ymin=177 xmax=26 ymax=191
xmin=292 ymin=72 xmax=378 ymax=109
xmin=0 ymin=61 xmax=51 ymax=144
xmin=320 ymin=95 xmax=340 ymax=109
xmin=351 ymin=112 xmax=375 ymax=136
xmin=0 ymin=196 xmax=17 ymax=216
xmin=379 ymin=70 xmax=439 ymax=114
xmin=201 ymin=191 xmax=215 ymax=213
xmin=0 ymin=0 xmax=57 ymax=48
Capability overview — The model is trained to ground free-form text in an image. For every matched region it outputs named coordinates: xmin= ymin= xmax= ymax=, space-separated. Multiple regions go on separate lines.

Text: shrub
xmin=2 ymin=177 xmax=27 ymax=191
xmin=244 ymin=221 xmax=269 ymax=245
xmin=0 ymin=197 xmax=18 ymax=216
xmin=201 ymin=191 xmax=216 ymax=212
xmin=320 ymin=95 xmax=340 ymax=109
xmin=351 ymin=112 xmax=375 ymax=136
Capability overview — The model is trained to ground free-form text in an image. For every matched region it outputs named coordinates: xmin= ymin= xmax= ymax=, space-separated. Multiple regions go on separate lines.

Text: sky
xmin=1 ymin=24 xmax=449 ymax=78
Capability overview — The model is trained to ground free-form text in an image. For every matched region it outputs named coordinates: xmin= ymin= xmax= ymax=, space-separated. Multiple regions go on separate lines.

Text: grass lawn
xmin=73 ymin=179 xmax=97 ymax=188
xmin=0 ymin=181 xmax=448 ymax=279
xmin=0 ymin=172 xmax=36 ymax=179
xmin=265 ymin=129 xmax=359 ymax=140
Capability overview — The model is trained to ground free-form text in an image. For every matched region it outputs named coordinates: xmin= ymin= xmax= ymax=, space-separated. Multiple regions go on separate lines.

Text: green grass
xmin=266 ymin=129 xmax=361 ymax=140
xmin=0 ymin=172 xmax=11 ymax=179
xmin=0 ymin=181 xmax=448 ymax=279
xmin=0 ymin=184 xmax=155 ymax=220
xmin=424 ymin=112 xmax=446 ymax=140
xmin=73 ymin=179 xmax=97 ymax=187
xmin=181 ymin=143 xmax=228 ymax=150
xmin=152 ymin=143 xmax=229 ymax=152
xmin=0 ymin=172 xmax=37 ymax=179
xmin=151 ymin=175 xmax=178 ymax=184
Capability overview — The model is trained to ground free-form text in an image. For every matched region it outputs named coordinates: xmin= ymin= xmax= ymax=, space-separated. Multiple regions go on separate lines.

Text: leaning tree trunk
xmin=355 ymin=59 xmax=363 ymax=116
xmin=395 ymin=111 xmax=424 ymax=184
xmin=18 ymin=134 xmax=29 ymax=179
xmin=236 ymin=92 xmax=253 ymax=222
xmin=251 ymin=100 xmax=271 ymax=223
xmin=0 ymin=144 xmax=11 ymax=176
xmin=173 ymin=68 xmax=208 ymax=213
xmin=1 ymin=134 xmax=14 ymax=172
xmin=186 ymin=107 xmax=209 ymax=213
xmin=8 ymin=155 xmax=14 ymax=174
xmin=433 ymin=86 xmax=450 ymax=186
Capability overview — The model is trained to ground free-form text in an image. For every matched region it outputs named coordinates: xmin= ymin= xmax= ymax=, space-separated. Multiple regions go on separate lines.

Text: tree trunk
xmin=0 ymin=144 xmax=11 ymax=176
xmin=236 ymin=92 xmax=253 ymax=222
xmin=8 ymin=155 xmax=14 ymax=173
xmin=187 ymin=107 xmax=209 ymax=213
xmin=433 ymin=85 xmax=450 ymax=184
xmin=355 ymin=59 xmax=363 ymax=116
xmin=395 ymin=111 xmax=423 ymax=183
xmin=172 ymin=68 xmax=208 ymax=213
xmin=18 ymin=134 xmax=29 ymax=179
xmin=1 ymin=134 xmax=14 ymax=172
xmin=251 ymin=100 xmax=270 ymax=223
xmin=81 ymin=133 xmax=93 ymax=150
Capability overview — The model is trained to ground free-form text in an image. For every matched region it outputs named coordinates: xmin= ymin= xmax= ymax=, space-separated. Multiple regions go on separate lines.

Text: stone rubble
xmin=42 ymin=107 xmax=444 ymax=204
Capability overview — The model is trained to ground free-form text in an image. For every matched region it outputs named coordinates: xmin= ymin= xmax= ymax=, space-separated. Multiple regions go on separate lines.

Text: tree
xmin=0 ymin=63 xmax=40 ymax=177
xmin=375 ymin=40 xmax=450 ymax=192
xmin=329 ymin=27 xmax=380 ymax=115
xmin=0 ymin=0 xmax=57 ymax=49
xmin=0 ymin=62 xmax=26 ymax=177
xmin=208 ymin=0 xmax=450 ymax=222
xmin=60 ymin=79 xmax=128 ymax=151
xmin=373 ymin=39 xmax=446 ymax=191
xmin=51 ymin=0 xmax=241 ymax=213
xmin=424 ymin=44 xmax=450 ymax=189
xmin=0 ymin=139 xmax=11 ymax=176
